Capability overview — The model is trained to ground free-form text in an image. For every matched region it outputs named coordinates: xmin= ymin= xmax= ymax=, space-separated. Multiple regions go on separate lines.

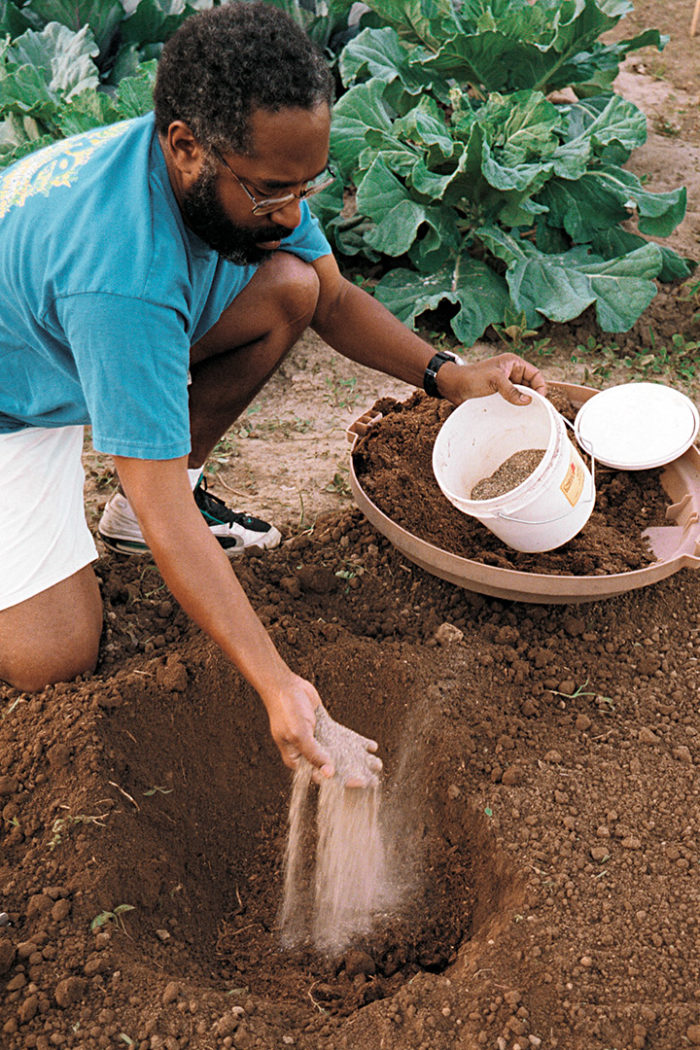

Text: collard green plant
xmin=0 ymin=0 xmax=694 ymax=343
xmin=350 ymin=0 xmax=669 ymax=96
xmin=0 ymin=0 xmax=213 ymax=168
xmin=311 ymin=0 xmax=694 ymax=342
xmin=0 ymin=0 xmax=369 ymax=169
xmin=260 ymin=0 xmax=373 ymax=58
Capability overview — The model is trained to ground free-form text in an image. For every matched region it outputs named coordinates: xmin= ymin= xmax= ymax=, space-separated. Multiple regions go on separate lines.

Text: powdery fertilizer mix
xmin=280 ymin=706 xmax=399 ymax=956
xmin=471 ymin=449 xmax=547 ymax=500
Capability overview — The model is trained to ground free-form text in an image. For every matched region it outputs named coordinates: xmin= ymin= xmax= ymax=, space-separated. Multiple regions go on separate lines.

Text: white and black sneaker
xmin=98 ymin=476 xmax=282 ymax=557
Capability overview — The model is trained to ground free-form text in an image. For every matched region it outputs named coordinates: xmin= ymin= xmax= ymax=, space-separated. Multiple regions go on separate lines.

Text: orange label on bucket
xmin=560 ymin=457 xmax=585 ymax=507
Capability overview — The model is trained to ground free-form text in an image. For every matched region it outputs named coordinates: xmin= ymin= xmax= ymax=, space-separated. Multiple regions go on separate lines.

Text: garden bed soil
xmin=1 ymin=513 xmax=700 ymax=1050
xmin=2 ymin=3 xmax=700 ymax=1048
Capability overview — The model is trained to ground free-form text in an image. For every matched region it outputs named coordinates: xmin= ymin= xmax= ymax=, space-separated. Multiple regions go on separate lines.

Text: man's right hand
xmin=263 ymin=674 xmax=335 ymax=779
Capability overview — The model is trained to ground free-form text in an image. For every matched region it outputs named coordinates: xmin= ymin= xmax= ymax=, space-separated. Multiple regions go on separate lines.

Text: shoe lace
xmin=195 ymin=476 xmax=260 ymax=528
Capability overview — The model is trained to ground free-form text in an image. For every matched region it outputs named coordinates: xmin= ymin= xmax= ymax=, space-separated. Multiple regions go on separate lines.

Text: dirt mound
xmin=2 ymin=500 xmax=700 ymax=1050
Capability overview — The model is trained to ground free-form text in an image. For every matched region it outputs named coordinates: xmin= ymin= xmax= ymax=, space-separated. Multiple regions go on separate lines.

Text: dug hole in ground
xmin=2 ymin=13 xmax=700 ymax=1050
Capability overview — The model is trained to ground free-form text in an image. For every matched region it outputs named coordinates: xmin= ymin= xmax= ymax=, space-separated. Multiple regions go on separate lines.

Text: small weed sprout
xmin=506 ymin=332 xmax=553 ymax=357
xmin=573 ymin=329 xmax=699 ymax=386
xmin=550 ymin=678 xmax=614 ymax=711
xmin=323 ymin=374 xmax=359 ymax=410
xmin=679 ymin=276 xmax=700 ymax=322
xmin=422 ymin=327 xmax=455 ymax=354
xmin=530 ymin=337 xmax=553 ymax=357
xmin=550 ymin=678 xmax=597 ymax=700
xmin=49 ymin=810 xmax=109 ymax=851
xmin=136 ymin=564 xmax=167 ymax=601
xmin=89 ymin=456 xmax=115 ymax=490
xmin=494 ymin=314 xmax=541 ymax=351
xmin=334 ymin=566 xmax=357 ymax=595
xmin=654 ymin=116 xmax=681 ymax=137
xmin=1 ymin=696 xmax=26 ymax=720
xmin=324 ymin=470 xmax=351 ymax=498
xmin=90 ymin=904 xmax=135 ymax=934
xmin=572 ymin=336 xmax=621 ymax=382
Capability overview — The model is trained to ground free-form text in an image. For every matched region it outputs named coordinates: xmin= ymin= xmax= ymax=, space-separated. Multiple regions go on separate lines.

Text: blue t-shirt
xmin=0 ymin=113 xmax=331 ymax=458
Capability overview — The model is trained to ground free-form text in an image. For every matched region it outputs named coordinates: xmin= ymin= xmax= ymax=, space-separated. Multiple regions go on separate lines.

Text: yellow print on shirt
xmin=0 ymin=122 xmax=128 ymax=219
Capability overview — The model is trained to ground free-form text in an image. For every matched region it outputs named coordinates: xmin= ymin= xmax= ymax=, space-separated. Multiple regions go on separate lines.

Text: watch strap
xmin=423 ymin=350 xmax=456 ymax=398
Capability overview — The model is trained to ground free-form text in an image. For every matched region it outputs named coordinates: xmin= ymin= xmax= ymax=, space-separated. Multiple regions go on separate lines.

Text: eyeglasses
xmin=212 ymin=146 xmax=335 ymax=216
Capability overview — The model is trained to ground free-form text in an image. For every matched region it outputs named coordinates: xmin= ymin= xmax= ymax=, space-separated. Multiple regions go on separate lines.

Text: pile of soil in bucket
xmin=1 ymin=471 xmax=699 ymax=1050
xmin=352 ymin=390 xmax=671 ymax=575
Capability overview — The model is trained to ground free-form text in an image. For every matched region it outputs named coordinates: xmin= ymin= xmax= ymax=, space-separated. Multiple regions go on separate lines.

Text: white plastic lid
xmin=574 ymin=382 xmax=699 ymax=470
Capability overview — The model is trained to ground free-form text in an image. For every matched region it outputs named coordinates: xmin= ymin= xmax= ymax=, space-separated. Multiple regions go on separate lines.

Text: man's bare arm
xmin=113 ymin=454 xmax=333 ymax=777
xmin=310 ymin=254 xmax=546 ymax=405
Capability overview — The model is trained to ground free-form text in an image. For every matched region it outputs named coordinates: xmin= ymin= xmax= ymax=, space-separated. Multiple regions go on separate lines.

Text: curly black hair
xmin=153 ymin=2 xmax=334 ymax=155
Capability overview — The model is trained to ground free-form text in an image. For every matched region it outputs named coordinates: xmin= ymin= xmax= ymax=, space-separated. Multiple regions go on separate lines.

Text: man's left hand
xmin=441 ymin=351 xmax=547 ymax=406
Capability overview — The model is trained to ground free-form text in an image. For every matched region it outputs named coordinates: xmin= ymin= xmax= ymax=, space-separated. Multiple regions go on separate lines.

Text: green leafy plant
xmin=90 ymin=903 xmax=136 ymax=933
xmin=0 ymin=0 xmax=372 ymax=169
xmin=260 ymin=0 xmax=372 ymax=59
xmin=340 ymin=0 xmax=668 ymax=97
xmin=0 ymin=0 xmax=206 ymax=168
xmin=310 ymin=0 xmax=694 ymax=345
xmin=2 ymin=0 xmax=695 ymax=347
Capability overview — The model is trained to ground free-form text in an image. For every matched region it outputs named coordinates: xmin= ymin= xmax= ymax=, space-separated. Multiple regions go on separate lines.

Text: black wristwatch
xmin=423 ymin=350 xmax=457 ymax=398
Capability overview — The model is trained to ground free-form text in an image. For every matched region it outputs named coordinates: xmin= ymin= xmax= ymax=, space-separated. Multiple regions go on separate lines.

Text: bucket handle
xmin=497 ymin=413 xmax=596 ymax=526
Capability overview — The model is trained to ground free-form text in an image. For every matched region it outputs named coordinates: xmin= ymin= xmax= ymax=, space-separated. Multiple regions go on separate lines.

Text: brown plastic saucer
xmin=346 ymin=381 xmax=700 ymax=605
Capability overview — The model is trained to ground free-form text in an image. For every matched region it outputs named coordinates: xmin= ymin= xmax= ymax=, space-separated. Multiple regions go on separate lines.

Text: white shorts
xmin=0 ymin=425 xmax=98 ymax=611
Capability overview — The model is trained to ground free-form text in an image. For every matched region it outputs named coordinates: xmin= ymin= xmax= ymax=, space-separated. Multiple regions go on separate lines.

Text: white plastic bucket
xmin=432 ymin=386 xmax=595 ymax=553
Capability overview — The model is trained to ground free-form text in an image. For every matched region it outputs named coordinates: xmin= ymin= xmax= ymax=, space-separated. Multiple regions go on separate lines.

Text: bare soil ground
xmin=2 ymin=4 xmax=700 ymax=1049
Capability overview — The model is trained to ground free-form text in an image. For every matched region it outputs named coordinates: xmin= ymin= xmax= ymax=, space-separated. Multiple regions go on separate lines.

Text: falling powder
xmin=279 ymin=706 xmax=396 ymax=956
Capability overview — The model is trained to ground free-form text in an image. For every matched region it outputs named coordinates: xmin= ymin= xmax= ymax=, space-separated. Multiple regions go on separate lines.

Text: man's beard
xmin=181 ymin=164 xmax=292 ymax=265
